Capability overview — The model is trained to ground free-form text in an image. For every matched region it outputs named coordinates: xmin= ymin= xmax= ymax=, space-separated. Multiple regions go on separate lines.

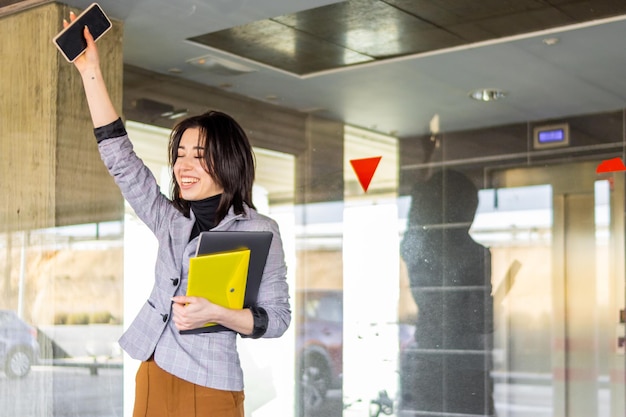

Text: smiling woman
xmin=62 ymin=12 xmax=291 ymax=417
xmin=167 ymin=112 xmax=256 ymax=231
xmin=173 ymin=126 xmax=225 ymax=202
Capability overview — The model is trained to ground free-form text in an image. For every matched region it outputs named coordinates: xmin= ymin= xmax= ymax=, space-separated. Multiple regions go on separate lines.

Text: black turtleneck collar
xmin=188 ymin=194 xmax=222 ymax=241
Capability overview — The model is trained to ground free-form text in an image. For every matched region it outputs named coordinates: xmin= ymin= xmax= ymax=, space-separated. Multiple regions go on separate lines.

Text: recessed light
xmin=468 ymin=88 xmax=507 ymax=102
xmin=542 ymin=37 xmax=560 ymax=46
xmin=161 ymin=109 xmax=189 ymax=120
xmin=187 ymin=55 xmax=256 ymax=76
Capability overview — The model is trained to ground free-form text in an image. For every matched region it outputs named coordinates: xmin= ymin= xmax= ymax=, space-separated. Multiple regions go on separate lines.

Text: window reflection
xmin=296 ymin=289 xmax=343 ymax=415
xmin=0 ymin=224 xmax=123 ymax=416
xmin=0 ymin=309 xmax=39 ymax=378
xmin=399 ymin=170 xmax=495 ymax=416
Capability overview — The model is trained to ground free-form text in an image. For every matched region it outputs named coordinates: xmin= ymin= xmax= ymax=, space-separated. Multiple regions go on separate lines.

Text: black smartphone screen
xmin=53 ymin=3 xmax=112 ymax=62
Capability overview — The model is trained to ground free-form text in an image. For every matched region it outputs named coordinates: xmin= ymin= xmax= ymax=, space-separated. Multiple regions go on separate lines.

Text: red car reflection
xmin=296 ymin=290 xmax=415 ymax=416
xmin=296 ymin=290 xmax=343 ymax=415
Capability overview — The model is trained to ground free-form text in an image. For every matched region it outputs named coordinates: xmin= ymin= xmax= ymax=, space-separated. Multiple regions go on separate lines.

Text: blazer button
xmin=161 ymin=313 xmax=168 ymax=322
xmin=171 ymin=278 xmax=179 ymax=286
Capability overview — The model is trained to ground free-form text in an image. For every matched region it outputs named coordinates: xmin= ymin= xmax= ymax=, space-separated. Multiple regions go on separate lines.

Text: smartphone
xmin=52 ymin=3 xmax=112 ymax=63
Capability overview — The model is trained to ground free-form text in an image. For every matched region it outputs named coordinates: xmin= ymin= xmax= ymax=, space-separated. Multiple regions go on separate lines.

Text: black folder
xmin=180 ymin=231 xmax=273 ymax=334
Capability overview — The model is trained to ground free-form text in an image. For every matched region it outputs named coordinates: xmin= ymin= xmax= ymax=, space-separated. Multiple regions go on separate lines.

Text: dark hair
xmin=168 ymin=111 xmax=256 ymax=223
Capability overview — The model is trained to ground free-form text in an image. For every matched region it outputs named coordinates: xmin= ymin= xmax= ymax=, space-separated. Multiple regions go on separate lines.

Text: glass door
xmin=488 ymin=161 xmax=625 ymax=417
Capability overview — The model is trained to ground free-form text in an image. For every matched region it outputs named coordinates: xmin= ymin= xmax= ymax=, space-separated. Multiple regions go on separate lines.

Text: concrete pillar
xmin=0 ymin=2 xmax=124 ymax=234
xmin=297 ymin=114 xmax=344 ymax=204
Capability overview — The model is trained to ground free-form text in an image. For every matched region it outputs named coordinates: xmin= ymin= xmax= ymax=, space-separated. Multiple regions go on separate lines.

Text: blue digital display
xmin=538 ymin=128 xmax=565 ymax=143
xmin=533 ymin=124 xmax=569 ymax=149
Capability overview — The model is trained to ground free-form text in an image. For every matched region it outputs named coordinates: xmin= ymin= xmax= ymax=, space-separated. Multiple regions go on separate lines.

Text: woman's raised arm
xmin=65 ymin=11 xmax=119 ymax=128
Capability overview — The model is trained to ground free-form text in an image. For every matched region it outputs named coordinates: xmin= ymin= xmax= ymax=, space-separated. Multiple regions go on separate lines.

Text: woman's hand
xmin=171 ymin=296 xmax=222 ymax=331
xmin=64 ymin=11 xmax=100 ymax=75
xmin=171 ymin=295 xmax=255 ymax=334
xmin=63 ymin=9 xmax=118 ymax=128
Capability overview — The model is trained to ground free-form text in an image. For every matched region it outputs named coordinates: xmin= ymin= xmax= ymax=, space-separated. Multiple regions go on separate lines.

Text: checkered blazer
xmin=97 ymin=132 xmax=291 ymax=391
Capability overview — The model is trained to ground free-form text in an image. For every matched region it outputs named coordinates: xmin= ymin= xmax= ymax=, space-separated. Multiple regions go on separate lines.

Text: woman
xmin=64 ymin=12 xmax=291 ymax=417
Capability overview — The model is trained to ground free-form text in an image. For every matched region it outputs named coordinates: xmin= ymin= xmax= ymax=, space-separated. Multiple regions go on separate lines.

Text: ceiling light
xmin=161 ymin=109 xmax=189 ymax=120
xmin=187 ymin=55 xmax=256 ymax=76
xmin=542 ymin=37 xmax=560 ymax=46
xmin=468 ymin=88 xmax=507 ymax=102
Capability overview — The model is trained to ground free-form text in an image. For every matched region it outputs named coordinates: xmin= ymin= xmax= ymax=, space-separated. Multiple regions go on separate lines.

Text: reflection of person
xmin=65 ymin=13 xmax=291 ymax=417
xmin=400 ymin=170 xmax=495 ymax=416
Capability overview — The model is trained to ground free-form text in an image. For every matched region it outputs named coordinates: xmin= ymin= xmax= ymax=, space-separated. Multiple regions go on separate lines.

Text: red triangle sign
xmin=350 ymin=156 xmax=382 ymax=192
xmin=597 ymin=157 xmax=626 ymax=173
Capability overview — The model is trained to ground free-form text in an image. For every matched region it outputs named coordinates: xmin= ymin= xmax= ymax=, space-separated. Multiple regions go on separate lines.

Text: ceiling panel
xmin=189 ymin=19 xmax=375 ymax=75
xmin=187 ymin=0 xmax=626 ymax=76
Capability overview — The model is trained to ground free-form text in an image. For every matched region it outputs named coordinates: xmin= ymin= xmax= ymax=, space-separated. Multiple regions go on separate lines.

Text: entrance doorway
xmin=489 ymin=161 xmax=625 ymax=417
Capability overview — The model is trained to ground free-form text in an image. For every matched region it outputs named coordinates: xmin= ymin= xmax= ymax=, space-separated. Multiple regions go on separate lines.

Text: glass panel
xmin=0 ymin=223 xmax=124 ymax=416
xmin=343 ymin=126 xmax=400 ymax=417
xmin=594 ymin=179 xmax=626 ymax=417
xmin=398 ymin=171 xmax=497 ymax=417
xmin=295 ymin=200 xmax=345 ymax=417
xmin=478 ymin=185 xmax=554 ymax=417
xmin=596 ymin=180 xmax=611 ymax=417
xmin=396 ymin=170 xmax=624 ymax=417
xmin=343 ymin=203 xmax=400 ymax=417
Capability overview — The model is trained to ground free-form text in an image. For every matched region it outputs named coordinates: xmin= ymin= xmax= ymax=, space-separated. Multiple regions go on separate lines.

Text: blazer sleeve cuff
xmin=241 ymin=305 xmax=268 ymax=339
xmin=94 ymin=118 xmax=127 ymax=143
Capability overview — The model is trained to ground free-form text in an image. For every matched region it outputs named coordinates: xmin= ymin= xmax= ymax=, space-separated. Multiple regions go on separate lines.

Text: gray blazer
xmin=98 ymin=133 xmax=291 ymax=391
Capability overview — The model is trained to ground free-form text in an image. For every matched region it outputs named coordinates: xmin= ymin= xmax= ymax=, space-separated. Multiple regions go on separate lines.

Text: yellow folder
xmin=186 ymin=248 xmax=250 ymax=328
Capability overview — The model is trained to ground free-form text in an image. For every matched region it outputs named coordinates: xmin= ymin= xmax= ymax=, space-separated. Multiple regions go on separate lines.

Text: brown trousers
xmin=133 ymin=358 xmax=245 ymax=417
